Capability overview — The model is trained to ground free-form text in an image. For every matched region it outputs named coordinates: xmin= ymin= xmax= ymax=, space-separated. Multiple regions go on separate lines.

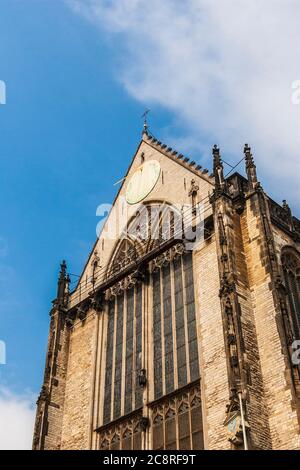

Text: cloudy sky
xmin=0 ymin=0 xmax=300 ymax=449
xmin=69 ymin=0 xmax=300 ymax=202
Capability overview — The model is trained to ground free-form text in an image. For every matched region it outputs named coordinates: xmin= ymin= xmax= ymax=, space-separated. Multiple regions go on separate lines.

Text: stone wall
xmin=193 ymin=237 xmax=231 ymax=449
xmin=237 ymin=207 xmax=272 ymax=449
xmin=35 ymin=137 xmax=300 ymax=450
xmin=60 ymin=312 xmax=96 ymax=449
xmin=241 ymin=193 xmax=300 ymax=449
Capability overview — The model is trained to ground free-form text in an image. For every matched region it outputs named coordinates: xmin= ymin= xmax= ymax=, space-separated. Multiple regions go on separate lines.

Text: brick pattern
xmin=33 ymin=309 xmax=70 ymax=450
xmin=193 ymin=240 xmax=231 ymax=449
xmin=242 ymin=193 xmax=300 ymax=449
xmin=60 ymin=314 xmax=96 ymax=450
xmin=235 ymin=210 xmax=272 ymax=449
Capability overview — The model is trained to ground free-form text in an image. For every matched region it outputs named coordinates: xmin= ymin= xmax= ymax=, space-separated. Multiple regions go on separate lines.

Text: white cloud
xmin=0 ymin=387 xmax=36 ymax=450
xmin=68 ymin=0 xmax=300 ymax=209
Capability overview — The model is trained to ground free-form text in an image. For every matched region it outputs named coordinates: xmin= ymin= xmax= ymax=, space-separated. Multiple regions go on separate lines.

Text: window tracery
xmin=150 ymin=383 xmax=203 ymax=450
xmin=282 ymin=248 xmax=300 ymax=336
xmin=99 ymin=203 xmax=203 ymax=450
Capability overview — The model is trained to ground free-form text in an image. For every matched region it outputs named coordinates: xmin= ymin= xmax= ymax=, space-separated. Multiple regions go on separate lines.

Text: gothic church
xmin=33 ymin=130 xmax=300 ymax=450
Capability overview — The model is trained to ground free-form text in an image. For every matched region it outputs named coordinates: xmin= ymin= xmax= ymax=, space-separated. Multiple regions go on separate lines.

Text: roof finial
xmin=56 ymin=260 xmax=70 ymax=307
xmin=282 ymin=200 xmax=294 ymax=230
xmin=141 ymin=109 xmax=150 ymax=135
xmin=244 ymin=144 xmax=258 ymax=189
xmin=212 ymin=144 xmax=225 ymax=190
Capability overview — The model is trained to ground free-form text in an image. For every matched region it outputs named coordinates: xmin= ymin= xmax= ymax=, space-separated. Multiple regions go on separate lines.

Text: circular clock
xmin=126 ymin=160 xmax=161 ymax=205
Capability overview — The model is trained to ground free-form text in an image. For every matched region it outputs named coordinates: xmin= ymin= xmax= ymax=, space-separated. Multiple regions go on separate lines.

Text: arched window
xmin=282 ymin=248 xmax=300 ymax=336
xmin=97 ymin=202 xmax=204 ymax=450
xmin=107 ymin=238 xmax=137 ymax=277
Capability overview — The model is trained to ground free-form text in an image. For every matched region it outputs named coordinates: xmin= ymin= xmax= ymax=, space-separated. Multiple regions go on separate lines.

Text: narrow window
xmin=282 ymin=249 xmax=300 ymax=335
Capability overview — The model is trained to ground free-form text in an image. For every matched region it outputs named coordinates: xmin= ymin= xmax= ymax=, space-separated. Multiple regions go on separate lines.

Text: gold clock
xmin=126 ymin=160 xmax=161 ymax=205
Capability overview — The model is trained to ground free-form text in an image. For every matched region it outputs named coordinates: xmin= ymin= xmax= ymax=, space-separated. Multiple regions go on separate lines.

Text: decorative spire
xmin=141 ymin=109 xmax=150 ymax=135
xmin=244 ymin=144 xmax=258 ymax=189
xmin=282 ymin=200 xmax=294 ymax=231
xmin=213 ymin=144 xmax=225 ymax=190
xmin=56 ymin=260 xmax=70 ymax=307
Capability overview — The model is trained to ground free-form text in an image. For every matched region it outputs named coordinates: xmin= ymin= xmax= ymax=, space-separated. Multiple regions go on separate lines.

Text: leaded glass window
xmin=98 ymin=412 xmax=143 ymax=450
xmin=103 ymin=284 xmax=144 ymax=425
xmin=152 ymin=251 xmax=200 ymax=399
xmin=99 ymin=203 xmax=203 ymax=450
xmin=282 ymin=248 xmax=300 ymax=336
xmin=151 ymin=383 xmax=203 ymax=450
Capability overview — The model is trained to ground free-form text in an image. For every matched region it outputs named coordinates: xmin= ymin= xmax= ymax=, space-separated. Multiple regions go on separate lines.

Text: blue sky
xmin=0 ymin=0 xmax=300 ymax=449
xmin=0 ymin=1 xmax=170 ymax=399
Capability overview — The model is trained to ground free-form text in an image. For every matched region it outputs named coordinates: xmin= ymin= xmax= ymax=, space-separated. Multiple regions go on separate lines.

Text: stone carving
xmin=149 ymin=243 xmax=186 ymax=273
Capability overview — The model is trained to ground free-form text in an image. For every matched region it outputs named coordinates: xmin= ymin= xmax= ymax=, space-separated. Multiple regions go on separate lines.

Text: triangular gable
xmin=142 ymin=132 xmax=214 ymax=184
xmin=70 ymin=132 xmax=215 ymax=299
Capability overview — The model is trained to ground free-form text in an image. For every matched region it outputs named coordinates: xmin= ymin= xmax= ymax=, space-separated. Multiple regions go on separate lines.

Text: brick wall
xmin=60 ymin=313 xmax=96 ymax=449
xmin=193 ymin=238 xmax=231 ymax=449
xmin=242 ymin=194 xmax=300 ymax=449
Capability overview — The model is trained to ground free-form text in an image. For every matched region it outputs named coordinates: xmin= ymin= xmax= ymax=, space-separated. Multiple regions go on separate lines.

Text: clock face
xmin=126 ymin=160 xmax=161 ymax=205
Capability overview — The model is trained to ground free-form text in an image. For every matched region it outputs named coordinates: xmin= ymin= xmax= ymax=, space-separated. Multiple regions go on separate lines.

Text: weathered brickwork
xmin=33 ymin=299 xmax=71 ymax=450
xmin=193 ymin=239 xmax=231 ymax=450
xmin=242 ymin=194 xmax=300 ymax=449
xmin=45 ymin=313 xmax=70 ymax=450
xmin=234 ymin=210 xmax=272 ymax=449
xmin=273 ymin=226 xmax=300 ymax=261
xmin=60 ymin=313 xmax=96 ymax=449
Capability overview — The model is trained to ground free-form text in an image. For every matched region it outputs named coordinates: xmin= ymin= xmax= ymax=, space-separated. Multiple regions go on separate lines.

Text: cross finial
xmin=141 ymin=109 xmax=150 ymax=134
xmin=56 ymin=259 xmax=70 ymax=306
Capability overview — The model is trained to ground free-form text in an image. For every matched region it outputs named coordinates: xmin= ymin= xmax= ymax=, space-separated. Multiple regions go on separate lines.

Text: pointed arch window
xmin=282 ymin=248 xmax=300 ymax=336
xmin=108 ymin=239 xmax=137 ymax=275
xmin=98 ymin=202 xmax=204 ymax=449
xmin=150 ymin=383 xmax=204 ymax=450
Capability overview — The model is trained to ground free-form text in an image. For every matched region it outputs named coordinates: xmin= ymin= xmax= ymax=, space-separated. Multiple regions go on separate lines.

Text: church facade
xmin=33 ymin=131 xmax=300 ymax=450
